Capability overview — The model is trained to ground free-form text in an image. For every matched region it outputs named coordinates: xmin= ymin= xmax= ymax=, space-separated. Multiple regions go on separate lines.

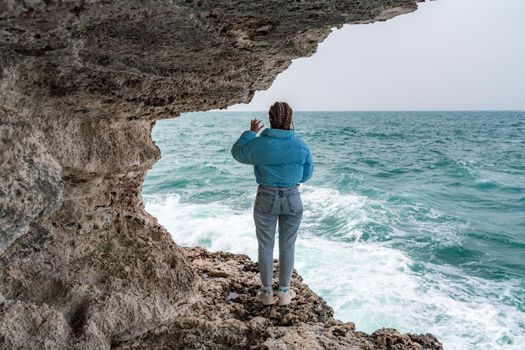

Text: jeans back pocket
xmin=286 ymin=191 xmax=303 ymax=214
xmin=255 ymin=191 xmax=276 ymax=214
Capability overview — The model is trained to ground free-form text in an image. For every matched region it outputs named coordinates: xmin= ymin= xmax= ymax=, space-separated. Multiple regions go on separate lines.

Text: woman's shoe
xmin=255 ymin=289 xmax=277 ymax=305
xmin=277 ymin=288 xmax=296 ymax=306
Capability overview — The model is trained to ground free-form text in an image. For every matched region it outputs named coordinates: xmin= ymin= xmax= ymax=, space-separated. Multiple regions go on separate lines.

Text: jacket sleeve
xmin=231 ymin=130 xmax=257 ymax=164
xmin=300 ymin=145 xmax=313 ymax=183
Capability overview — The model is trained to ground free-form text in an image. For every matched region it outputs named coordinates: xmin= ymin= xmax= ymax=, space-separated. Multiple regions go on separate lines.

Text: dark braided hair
xmin=269 ymin=102 xmax=293 ymax=130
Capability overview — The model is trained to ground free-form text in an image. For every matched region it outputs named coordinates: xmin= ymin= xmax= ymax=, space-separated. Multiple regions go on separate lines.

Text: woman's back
xmin=231 ymin=127 xmax=313 ymax=187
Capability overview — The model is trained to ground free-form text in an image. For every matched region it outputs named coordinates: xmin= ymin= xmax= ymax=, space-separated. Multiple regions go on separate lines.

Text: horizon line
xmin=200 ymin=109 xmax=524 ymax=113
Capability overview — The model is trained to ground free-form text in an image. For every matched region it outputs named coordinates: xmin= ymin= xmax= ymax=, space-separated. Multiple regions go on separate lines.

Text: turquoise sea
xmin=142 ymin=111 xmax=525 ymax=350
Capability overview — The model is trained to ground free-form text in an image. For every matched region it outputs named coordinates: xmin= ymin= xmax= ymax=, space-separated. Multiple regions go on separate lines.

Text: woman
xmin=231 ymin=101 xmax=313 ymax=306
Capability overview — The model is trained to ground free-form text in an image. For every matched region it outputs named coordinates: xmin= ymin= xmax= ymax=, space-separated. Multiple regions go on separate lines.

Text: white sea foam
xmin=294 ymin=237 xmax=524 ymax=350
xmin=144 ymin=192 xmax=259 ymax=258
xmin=144 ymin=187 xmax=525 ymax=350
xmin=301 ymin=185 xmax=467 ymax=247
xmin=300 ymin=185 xmax=370 ymax=240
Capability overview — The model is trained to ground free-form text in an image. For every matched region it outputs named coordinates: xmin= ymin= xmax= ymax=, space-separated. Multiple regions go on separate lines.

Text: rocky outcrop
xmin=113 ymin=247 xmax=443 ymax=349
xmin=0 ymin=1 xmax=441 ymax=349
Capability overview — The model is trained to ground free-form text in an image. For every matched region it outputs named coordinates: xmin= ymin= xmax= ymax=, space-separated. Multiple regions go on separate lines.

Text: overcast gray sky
xmin=221 ymin=0 xmax=524 ymax=112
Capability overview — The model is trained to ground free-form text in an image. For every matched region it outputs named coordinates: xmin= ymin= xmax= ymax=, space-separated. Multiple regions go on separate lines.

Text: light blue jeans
xmin=253 ymin=184 xmax=303 ymax=289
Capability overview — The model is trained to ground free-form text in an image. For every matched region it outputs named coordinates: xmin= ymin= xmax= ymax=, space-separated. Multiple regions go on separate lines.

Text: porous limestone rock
xmin=0 ymin=1 xmax=440 ymax=349
xmin=114 ymin=247 xmax=443 ymax=350
xmin=0 ymin=118 xmax=63 ymax=248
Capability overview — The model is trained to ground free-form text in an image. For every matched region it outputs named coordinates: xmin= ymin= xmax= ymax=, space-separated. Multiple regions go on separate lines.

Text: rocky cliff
xmin=0 ymin=1 xmax=442 ymax=349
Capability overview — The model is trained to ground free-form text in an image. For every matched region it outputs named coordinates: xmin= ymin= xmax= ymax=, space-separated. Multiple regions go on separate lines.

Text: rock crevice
xmin=0 ymin=1 xmax=441 ymax=349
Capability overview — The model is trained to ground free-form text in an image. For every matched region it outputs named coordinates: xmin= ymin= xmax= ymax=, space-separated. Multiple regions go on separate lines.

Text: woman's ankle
xmin=261 ymin=285 xmax=272 ymax=293
xmin=278 ymin=285 xmax=289 ymax=292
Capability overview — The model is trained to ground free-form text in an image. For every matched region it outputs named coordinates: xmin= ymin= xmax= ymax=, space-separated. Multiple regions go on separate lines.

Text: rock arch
xmin=0 ymin=1 xmax=442 ymax=348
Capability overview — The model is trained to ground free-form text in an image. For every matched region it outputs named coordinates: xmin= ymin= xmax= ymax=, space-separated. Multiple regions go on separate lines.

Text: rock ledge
xmin=114 ymin=246 xmax=443 ymax=349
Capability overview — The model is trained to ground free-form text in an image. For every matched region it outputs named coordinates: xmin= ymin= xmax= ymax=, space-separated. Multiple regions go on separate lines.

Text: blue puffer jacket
xmin=231 ymin=128 xmax=313 ymax=187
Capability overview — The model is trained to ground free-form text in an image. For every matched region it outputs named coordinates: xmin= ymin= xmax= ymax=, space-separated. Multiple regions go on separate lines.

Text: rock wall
xmin=0 ymin=1 xmax=442 ymax=349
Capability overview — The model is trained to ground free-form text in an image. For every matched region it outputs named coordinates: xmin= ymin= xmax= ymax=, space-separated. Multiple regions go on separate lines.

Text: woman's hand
xmin=250 ymin=118 xmax=264 ymax=133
